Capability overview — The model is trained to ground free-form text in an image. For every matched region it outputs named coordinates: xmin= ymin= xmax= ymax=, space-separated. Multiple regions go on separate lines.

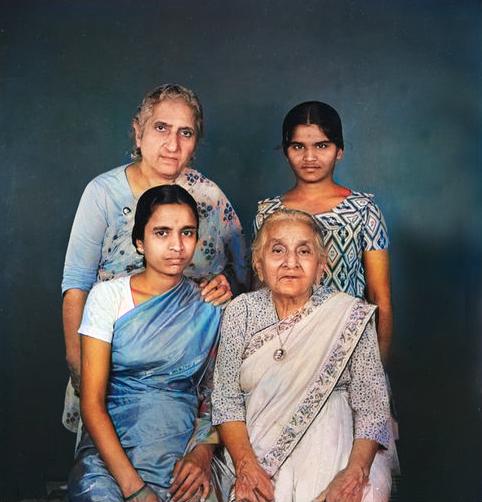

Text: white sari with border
xmin=222 ymin=291 xmax=391 ymax=502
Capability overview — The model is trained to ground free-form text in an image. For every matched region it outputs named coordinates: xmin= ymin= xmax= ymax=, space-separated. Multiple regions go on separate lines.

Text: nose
xmin=303 ymin=146 xmax=316 ymax=161
xmin=164 ymin=131 xmax=180 ymax=153
xmin=283 ymin=250 xmax=299 ymax=268
xmin=169 ymin=233 xmax=184 ymax=252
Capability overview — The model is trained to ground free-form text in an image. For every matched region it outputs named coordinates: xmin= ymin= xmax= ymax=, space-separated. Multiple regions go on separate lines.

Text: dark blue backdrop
xmin=1 ymin=1 xmax=480 ymax=500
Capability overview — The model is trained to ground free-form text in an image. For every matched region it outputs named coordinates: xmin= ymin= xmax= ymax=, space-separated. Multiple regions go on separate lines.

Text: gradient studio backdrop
xmin=1 ymin=1 xmax=480 ymax=501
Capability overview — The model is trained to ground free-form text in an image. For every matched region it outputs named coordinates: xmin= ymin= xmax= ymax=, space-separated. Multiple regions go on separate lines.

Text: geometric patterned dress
xmin=254 ymin=191 xmax=389 ymax=299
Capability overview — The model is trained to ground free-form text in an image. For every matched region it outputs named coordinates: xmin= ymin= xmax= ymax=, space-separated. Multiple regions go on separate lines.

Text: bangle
xmin=124 ymin=483 xmax=147 ymax=501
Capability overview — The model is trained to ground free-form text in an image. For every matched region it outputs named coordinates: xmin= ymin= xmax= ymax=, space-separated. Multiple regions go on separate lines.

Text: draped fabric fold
xmin=69 ymin=278 xmax=221 ymax=501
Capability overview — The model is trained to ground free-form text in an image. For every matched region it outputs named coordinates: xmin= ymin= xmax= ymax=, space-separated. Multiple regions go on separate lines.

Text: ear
xmin=132 ymin=120 xmax=142 ymax=148
xmin=336 ymin=148 xmax=344 ymax=161
xmin=254 ymin=261 xmax=264 ymax=283
xmin=135 ymin=238 xmax=144 ymax=254
xmin=316 ymin=262 xmax=326 ymax=285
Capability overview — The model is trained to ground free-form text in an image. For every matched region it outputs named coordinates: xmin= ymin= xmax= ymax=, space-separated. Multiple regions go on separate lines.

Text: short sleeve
xmin=212 ymin=295 xmax=249 ymax=424
xmin=78 ymin=281 xmax=121 ymax=344
xmin=61 ymin=179 xmax=108 ymax=294
xmin=361 ymin=199 xmax=389 ymax=251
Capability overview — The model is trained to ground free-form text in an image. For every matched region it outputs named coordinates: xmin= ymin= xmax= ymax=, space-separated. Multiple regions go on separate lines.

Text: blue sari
xmin=69 ymin=278 xmax=221 ymax=501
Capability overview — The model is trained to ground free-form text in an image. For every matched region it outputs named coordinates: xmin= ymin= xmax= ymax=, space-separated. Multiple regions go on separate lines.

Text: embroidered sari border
xmin=260 ymin=300 xmax=376 ymax=476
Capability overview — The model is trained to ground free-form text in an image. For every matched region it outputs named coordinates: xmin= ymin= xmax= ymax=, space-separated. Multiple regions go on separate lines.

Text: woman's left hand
xmin=313 ymin=465 xmax=368 ymax=502
xmin=169 ymin=444 xmax=213 ymax=502
xmin=200 ymin=274 xmax=232 ymax=305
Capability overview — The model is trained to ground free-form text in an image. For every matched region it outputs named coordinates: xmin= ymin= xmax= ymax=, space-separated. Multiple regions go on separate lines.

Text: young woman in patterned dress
xmin=254 ymin=101 xmax=392 ymax=365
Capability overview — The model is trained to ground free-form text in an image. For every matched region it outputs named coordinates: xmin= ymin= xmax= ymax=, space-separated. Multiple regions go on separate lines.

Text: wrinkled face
xmin=255 ymin=220 xmax=323 ymax=301
xmin=136 ymin=203 xmax=198 ymax=279
xmin=134 ymin=99 xmax=197 ymax=181
xmin=286 ymin=124 xmax=343 ymax=184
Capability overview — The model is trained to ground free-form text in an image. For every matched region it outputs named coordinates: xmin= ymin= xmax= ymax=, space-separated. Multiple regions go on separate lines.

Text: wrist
xmin=192 ymin=443 xmax=214 ymax=460
xmin=119 ymin=474 xmax=145 ymax=498
xmin=345 ymin=462 xmax=369 ymax=481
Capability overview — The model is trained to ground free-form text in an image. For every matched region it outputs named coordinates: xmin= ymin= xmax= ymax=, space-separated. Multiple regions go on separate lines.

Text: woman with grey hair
xmin=62 ymin=84 xmax=248 ymax=497
xmin=212 ymin=209 xmax=392 ymax=502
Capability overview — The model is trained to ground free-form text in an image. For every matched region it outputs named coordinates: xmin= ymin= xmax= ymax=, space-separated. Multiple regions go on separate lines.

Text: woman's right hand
xmin=234 ymin=458 xmax=274 ymax=502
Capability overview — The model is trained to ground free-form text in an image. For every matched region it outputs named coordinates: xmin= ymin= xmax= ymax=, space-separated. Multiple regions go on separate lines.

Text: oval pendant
xmin=273 ymin=348 xmax=286 ymax=361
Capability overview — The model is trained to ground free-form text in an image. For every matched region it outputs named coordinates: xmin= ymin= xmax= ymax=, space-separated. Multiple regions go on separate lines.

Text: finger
xmin=199 ymin=279 xmax=208 ymax=289
xmin=173 ymin=475 xmax=201 ymax=502
xmin=172 ymin=459 xmax=183 ymax=480
xmin=200 ymin=278 xmax=220 ymax=297
xmin=199 ymin=479 xmax=210 ymax=501
xmin=203 ymin=285 xmax=230 ymax=304
xmin=212 ymin=289 xmax=233 ymax=306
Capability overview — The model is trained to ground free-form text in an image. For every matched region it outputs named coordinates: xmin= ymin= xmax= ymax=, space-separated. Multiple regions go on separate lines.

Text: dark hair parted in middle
xmin=282 ymin=101 xmax=344 ymax=153
xmin=132 ymin=185 xmax=200 ymax=248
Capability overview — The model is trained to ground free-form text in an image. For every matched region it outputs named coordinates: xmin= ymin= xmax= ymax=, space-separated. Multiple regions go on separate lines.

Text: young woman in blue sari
xmin=69 ymin=185 xmax=221 ymax=502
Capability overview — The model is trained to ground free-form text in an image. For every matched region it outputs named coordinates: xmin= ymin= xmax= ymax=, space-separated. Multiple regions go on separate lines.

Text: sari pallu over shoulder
xmin=239 ymin=290 xmax=377 ymax=478
xmin=70 ymin=278 xmax=222 ymax=500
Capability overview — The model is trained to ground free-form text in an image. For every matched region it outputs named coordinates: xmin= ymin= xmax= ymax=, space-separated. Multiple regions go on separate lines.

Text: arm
xmin=218 ymin=422 xmax=274 ymax=502
xmin=80 ymin=336 xmax=149 ymax=498
xmin=63 ymin=289 xmax=88 ymax=393
xmin=212 ymin=297 xmax=274 ymax=501
xmin=363 ymin=249 xmax=393 ymax=366
xmin=315 ymin=319 xmax=390 ymax=502
xmin=169 ymin=347 xmax=218 ymax=502
xmin=314 ymin=439 xmax=378 ymax=502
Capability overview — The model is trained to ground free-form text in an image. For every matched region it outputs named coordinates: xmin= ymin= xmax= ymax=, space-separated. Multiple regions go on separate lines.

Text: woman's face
xmin=136 ymin=203 xmax=198 ymax=279
xmin=285 ymin=124 xmax=343 ymax=184
xmin=256 ymin=220 xmax=323 ymax=302
xmin=134 ymin=99 xmax=197 ymax=181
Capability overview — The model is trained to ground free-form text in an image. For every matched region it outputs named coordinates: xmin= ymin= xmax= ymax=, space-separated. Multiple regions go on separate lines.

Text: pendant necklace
xmin=273 ymin=322 xmax=295 ymax=361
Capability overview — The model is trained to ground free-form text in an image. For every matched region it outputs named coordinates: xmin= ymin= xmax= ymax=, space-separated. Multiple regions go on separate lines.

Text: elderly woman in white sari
xmin=211 ymin=209 xmax=392 ymax=502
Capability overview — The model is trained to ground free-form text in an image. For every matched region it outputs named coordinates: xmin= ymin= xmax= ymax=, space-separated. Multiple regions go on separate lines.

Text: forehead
xmin=147 ymin=203 xmax=197 ymax=226
xmin=265 ymin=220 xmax=316 ymax=244
xmin=147 ymin=98 xmax=195 ymax=127
xmin=290 ymin=124 xmax=328 ymax=142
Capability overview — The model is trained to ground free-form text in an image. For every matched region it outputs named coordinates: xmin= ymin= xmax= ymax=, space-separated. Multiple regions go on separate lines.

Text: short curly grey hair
xmin=252 ymin=209 xmax=326 ymax=281
xmin=131 ymin=83 xmax=203 ymax=160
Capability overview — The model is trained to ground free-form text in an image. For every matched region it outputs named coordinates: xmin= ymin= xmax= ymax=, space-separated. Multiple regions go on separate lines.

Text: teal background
xmin=1 ymin=1 xmax=480 ymax=500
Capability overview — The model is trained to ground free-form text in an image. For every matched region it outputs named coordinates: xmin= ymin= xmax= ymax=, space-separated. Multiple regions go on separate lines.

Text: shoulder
xmin=88 ymin=276 xmax=129 ymax=305
xmin=256 ymin=195 xmax=282 ymax=212
xmin=224 ymin=289 xmax=270 ymax=317
xmin=348 ymin=191 xmax=384 ymax=213
xmin=179 ymin=167 xmax=226 ymax=199
xmin=81 ymin=165 xmax=129 ymax=200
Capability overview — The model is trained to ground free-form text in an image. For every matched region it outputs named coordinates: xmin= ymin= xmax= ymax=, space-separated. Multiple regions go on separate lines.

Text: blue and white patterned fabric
xmin=62 ymin=164 xmax=248 ymax=295
xmin=254 ymin=192 xmax=389 ymax=298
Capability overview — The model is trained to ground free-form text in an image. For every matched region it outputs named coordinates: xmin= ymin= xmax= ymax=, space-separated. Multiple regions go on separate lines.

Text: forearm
xmin=81 ymin=401 xmax=143 ymax=496
xmin=217 ymin=421 xmax=258 ymax=468
xmin=346 ymin=438 xmax=379 ymax=476
xmin=63 ymin=289 xmax=88 ymax=371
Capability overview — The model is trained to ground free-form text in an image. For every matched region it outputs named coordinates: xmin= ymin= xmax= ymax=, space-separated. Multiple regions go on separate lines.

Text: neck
xmin=293 ymin=177 xmax=339 ymax=197
xmin=132 ymin=267 xmax=182 ymax=298
xmin=137 ymin=160 xmax=184 ymax=188
xmin=272 ymin=291 xmax=311 ymax=319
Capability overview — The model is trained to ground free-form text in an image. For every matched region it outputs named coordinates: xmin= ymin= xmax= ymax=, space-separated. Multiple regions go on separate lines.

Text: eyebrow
xmin=153 ymin=120 xmax=194 ymax=131
xmin=152 ymin=225 xmax=197 ymax=231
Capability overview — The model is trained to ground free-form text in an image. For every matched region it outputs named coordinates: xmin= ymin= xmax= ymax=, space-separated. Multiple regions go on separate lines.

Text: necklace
xmin=273 ymin=322 xmax=295 ymax=361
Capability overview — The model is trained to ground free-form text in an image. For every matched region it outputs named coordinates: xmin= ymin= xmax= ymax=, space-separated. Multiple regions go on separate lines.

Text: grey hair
xmin=251 ymin=208 xmax=326 ymax=281
xmin=131 ymin=83 xmax=203 ymax=160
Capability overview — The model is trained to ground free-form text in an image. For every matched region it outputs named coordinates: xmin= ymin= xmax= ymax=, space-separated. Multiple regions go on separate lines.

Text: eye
xmin=298 ymin=246 xmax=313 ymax=255
xmin=271 ymin=245 xmax=285 ymax=255
xmin=316 ymin=142 xmax=330 ymax=149
xmin=182 ymin=229 xmax=196 ymax=237
xmin=154 ymin=123 xmax=168 ymax=133
xmin=154 ymin=229 xmax=168 ymax=237
xmin=290 ymin=143 xmax=304 ymax=151
xmin=179 ymin=128 xmax=194 ymax=138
